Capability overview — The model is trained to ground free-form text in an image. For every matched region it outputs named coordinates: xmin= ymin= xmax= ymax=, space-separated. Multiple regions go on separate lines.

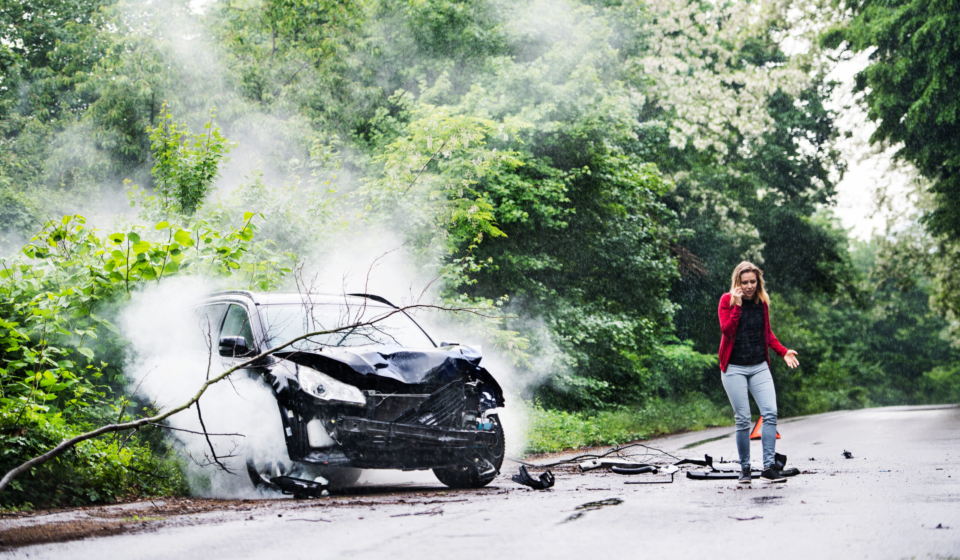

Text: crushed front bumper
xmin=337 ymin=416 xmax=498 ymax=447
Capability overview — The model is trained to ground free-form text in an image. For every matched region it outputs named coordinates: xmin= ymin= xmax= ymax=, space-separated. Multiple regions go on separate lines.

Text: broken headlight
xmin=297 ymin=367 xmax=365 ymax=406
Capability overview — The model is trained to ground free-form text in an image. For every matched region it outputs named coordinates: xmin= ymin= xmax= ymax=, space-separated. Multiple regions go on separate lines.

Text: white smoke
xmin=117 ymin=242 xmax=540 ymax=496
xmin=120 ymin=277 xmax=288 ymax=498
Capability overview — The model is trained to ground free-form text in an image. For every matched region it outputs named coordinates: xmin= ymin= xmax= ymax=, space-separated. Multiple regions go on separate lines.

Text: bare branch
xmin=146 ymin=423 xmax=245 ymax=437
xmin=196 ymin=401 xmax=233 ymax=473
xmin=0 ymin=302 xmax=498 ymax=495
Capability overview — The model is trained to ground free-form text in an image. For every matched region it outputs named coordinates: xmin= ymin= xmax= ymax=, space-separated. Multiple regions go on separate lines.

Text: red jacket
xmin=717 ymin=292 xmax=788 ymax=372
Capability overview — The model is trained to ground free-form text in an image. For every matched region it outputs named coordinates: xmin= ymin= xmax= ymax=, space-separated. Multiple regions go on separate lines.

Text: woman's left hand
xmin=784 ymin=350 xmax=799 ymax=369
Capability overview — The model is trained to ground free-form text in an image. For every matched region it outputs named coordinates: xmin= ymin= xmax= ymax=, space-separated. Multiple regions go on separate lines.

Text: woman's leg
xmin=747 ymin=364 xmax=778 ymax=468
xmin=721 ymin=366 xmax=752 ymax=469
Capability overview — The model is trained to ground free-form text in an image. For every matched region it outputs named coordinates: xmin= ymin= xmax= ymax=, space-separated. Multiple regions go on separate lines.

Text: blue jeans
xmin=721 ymin=363 xmax=778 ymax=469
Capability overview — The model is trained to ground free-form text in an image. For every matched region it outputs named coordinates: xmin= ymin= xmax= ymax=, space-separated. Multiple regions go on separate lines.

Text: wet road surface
xmin=2 ymin=404 xmax=958 ymax=559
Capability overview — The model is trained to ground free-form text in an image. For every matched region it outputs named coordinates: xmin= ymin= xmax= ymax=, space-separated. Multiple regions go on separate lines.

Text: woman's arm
xmin=718 ymin=293 xmax=741 ymax=338
xmin=766 ymin=329 xmax=788 ymax=357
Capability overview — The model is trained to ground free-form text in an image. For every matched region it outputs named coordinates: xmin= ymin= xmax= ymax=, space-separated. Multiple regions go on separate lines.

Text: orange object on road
xmin=749 ymin=417 xmax=781 ymax=440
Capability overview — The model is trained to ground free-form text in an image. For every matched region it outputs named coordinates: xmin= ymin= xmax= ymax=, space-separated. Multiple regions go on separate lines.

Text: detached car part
xmin=512 ymin=466 xmax=555 ymax=490
xmin=579 ymin=459 xmax=655 ymax=472
xmin=611 ymin=465 xmax=657 ymax=475
xmin=684 ymin=453 xmax=799 ymax=480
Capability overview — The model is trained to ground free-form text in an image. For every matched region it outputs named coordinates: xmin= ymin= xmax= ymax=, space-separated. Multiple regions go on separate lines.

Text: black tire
xmin=433 ymin=414 xmax=505 ymax=489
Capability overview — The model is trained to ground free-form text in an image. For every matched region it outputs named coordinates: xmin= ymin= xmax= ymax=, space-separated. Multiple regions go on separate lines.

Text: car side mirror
xmin=219 ymin=336 xmax=252 ymax=357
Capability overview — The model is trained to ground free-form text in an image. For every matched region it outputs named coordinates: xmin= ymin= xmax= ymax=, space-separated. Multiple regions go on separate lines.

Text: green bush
xmin=0 ymin=409 xmax=186 ymax=509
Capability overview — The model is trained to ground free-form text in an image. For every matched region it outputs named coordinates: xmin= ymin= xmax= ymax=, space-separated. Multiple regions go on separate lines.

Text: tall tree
xmin=833 ymin=0 xmax=960 ymax=240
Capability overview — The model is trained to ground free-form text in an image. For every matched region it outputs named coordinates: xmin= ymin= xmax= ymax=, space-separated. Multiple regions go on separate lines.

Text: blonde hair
xmin=730 ymin=261 xmax=769 ymax=304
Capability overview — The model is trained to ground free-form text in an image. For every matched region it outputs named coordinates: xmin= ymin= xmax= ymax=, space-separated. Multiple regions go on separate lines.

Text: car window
xmin=194 ymin=304 xmax=227 ymax=343
xmin=221 ymin=304 xmax=255 ymax=349
xmin=259 ymin=303 xmax=433 ymax=349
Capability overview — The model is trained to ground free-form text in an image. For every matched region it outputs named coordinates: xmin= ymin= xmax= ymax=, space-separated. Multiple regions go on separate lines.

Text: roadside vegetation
xmin=1 ymin=0 xmax=958 ymax=506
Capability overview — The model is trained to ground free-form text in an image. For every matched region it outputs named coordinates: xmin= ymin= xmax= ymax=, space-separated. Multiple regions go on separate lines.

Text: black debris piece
xmin=687 ymin=470 xmax=755 ymax=480
xmin=775 ymin=453 xmax=788 ymax=470
xmin=271 ymin=475 xmax=329 ymax=499
xmin=842 ymin=450 xmax=854 ymax=459
xmin=579 ymin=459 xmax=654 ymax=472
xmin=673 ymin=454 xmax=713 ymax=468
xmin=512 ymin=465 xmax=555 ymax=490
xmin=611 ymin=465 xmax=658 ymax=475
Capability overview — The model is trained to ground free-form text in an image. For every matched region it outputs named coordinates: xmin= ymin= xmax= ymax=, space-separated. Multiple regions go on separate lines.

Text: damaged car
xmin=193 ymin=291 xmax=506 ymax=494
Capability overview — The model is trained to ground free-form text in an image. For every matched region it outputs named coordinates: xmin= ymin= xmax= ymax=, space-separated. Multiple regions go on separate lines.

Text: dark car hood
xmin=276 ymin=344 xmax=484 ymax=385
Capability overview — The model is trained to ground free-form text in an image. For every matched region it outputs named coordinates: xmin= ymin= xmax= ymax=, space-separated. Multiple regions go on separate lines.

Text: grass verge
xmin=524 ymin=396 xmax=732 ymax=454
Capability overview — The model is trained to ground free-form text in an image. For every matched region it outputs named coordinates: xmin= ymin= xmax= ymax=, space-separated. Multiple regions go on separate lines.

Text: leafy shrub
xmin=0 ymin=409 xmax=186 ymax=509
xmin=0 ymin=209 xmax=292 ymax=507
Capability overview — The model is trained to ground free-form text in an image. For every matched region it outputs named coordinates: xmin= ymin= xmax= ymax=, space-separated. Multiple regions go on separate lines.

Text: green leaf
xmin=155 ymin=221 xmax=170 ymax=230
xmin=132 ymin=241 xmax=151 ymax=254
xmin=78 ymin=347 xmax=94 ymax=360
xmin=243 ymin=211 xmax=254 ymax=221
xmin=174 ymin=229 xmax=195 ymax=247
xmin=108 ymin=233 xmax=125 ymax=244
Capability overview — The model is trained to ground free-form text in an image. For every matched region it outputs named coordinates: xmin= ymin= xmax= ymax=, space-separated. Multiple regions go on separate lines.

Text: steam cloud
xmin=26 ymin=0 xmax=602 ymax=497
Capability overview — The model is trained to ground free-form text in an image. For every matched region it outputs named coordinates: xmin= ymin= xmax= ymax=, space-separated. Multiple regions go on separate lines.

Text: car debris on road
xmin=512 ymin=466 xmax=555 ymax=490
xmin=682 ymin=453 xmax=800 ymax=480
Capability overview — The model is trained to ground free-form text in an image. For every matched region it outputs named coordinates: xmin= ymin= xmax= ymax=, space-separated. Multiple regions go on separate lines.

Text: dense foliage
xmin=830 ymin=0 xmax=960 ymax=333
xmin=0 ymin=0 xmax=956 ymax=505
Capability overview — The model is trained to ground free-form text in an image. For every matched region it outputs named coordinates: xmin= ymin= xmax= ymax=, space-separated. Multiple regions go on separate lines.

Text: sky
xmin=826 ymin=51 xmax=917 ymax=241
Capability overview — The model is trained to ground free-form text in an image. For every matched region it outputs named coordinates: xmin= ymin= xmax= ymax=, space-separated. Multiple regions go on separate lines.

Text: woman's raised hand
xmin=784 ymin=350 xmax=799 ymax=369
xmin=730 ymin=287 xmax=743 ymax=306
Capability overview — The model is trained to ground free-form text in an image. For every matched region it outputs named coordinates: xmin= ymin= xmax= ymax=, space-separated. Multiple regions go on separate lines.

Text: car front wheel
xmin=433 ymin=414 xmax=505 ymax=489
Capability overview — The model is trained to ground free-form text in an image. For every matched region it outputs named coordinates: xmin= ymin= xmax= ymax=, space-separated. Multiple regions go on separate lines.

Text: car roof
xmin=202 ymin=291 xmax=393 ymax=307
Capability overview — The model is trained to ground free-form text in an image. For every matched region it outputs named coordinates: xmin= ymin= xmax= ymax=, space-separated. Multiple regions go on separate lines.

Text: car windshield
xmin=259 ymin=302 xmax=434 ymax=349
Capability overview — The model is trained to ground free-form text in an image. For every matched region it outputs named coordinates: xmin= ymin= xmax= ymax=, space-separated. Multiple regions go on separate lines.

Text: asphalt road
xmin=2 ymin=404 xmax=958 ymax=559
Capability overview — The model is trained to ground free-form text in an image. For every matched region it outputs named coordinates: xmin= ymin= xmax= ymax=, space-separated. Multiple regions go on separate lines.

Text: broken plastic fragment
xmin=512 ymin=466 xmax=555 ymax=490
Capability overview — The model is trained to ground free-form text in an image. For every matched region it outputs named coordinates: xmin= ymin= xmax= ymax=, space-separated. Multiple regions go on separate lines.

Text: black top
xmin=729 ymin=299 xmax=766 ymax=366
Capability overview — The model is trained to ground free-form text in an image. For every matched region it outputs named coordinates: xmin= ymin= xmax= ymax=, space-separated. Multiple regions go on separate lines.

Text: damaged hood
xmin=277 ymin=344 xmax=485 ymax=385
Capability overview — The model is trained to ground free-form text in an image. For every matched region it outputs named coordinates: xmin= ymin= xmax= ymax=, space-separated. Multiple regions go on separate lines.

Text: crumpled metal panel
xmin=312 ymin=344 xmax=483 ymax=384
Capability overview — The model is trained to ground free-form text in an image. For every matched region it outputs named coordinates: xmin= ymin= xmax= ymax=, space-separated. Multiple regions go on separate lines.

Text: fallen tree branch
xmin=146 ymin=423 xmax=245 ymax=437
xmin=195 ymin=400 xmax=232 ymax=473
xmin=0 ymin=302 xmax=496 ymax=495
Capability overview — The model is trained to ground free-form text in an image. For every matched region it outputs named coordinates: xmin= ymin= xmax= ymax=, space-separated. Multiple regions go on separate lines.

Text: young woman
xmin=718 ymin=261 xmax=799 ymax=484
